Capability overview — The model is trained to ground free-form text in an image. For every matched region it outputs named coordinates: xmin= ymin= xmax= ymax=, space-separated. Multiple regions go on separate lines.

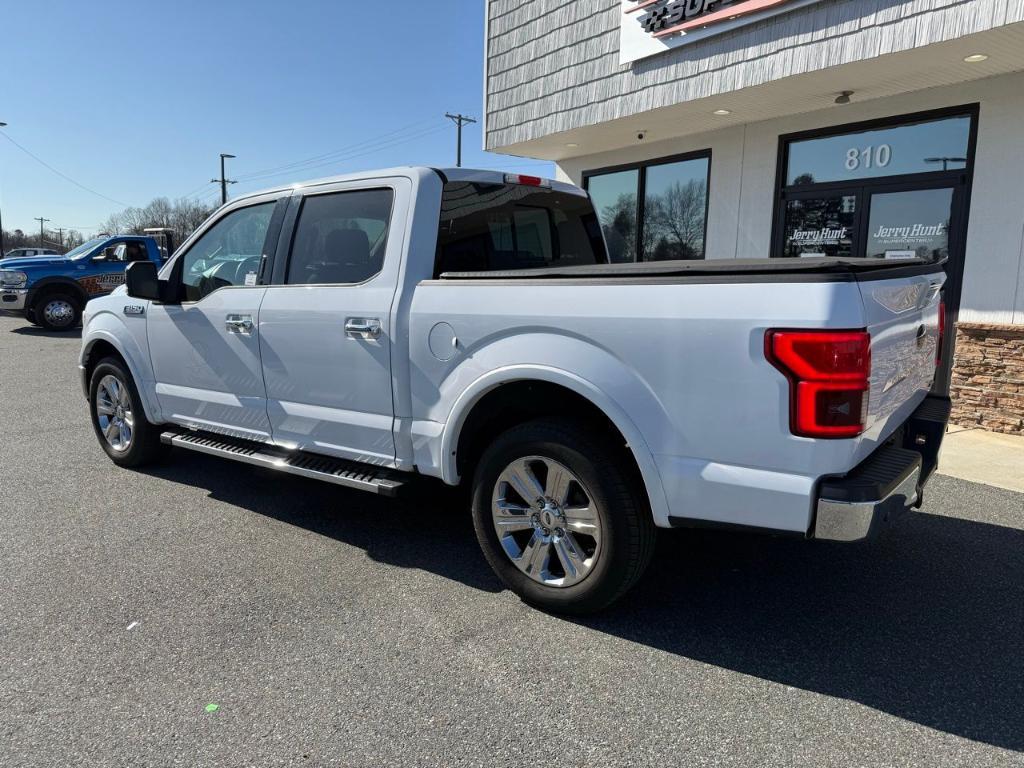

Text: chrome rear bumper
xmin=815 ymin=460 xmax=921 ymax=542
xmin=813 ymin=395 xmax=949 ymax=543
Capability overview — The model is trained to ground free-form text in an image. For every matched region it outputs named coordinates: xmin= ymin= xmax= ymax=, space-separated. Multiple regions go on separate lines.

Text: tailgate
xmin=856 ymin=267 xmax=945 ymax=461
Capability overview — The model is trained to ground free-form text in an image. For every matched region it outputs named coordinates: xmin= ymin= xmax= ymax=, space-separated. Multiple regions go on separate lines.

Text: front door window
xmin=179 ymin=202 xmax=275 ymax=301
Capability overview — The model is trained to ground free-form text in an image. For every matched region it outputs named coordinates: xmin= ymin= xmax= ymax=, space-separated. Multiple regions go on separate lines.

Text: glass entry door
xmin=865 ymin=186 xmax=953 ymax=262
xmin=780 ymin=192 xmax=858 ymax=259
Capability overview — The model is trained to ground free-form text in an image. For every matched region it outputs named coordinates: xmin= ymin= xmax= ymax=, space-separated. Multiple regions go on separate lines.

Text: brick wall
xmin=950 ymin=323 xmax=1024 ymax=435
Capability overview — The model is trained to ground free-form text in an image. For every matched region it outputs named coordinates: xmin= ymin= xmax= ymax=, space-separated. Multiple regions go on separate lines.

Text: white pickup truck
xmin=79 ymin=167 xmax=950 ymax=613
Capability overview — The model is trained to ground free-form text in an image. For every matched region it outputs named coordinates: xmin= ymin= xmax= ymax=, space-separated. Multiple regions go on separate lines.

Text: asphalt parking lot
xmin=1 ymin=313 xmax=1021 ymax=768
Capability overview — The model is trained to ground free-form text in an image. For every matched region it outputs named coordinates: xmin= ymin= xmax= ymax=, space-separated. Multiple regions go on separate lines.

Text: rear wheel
xmin=35 ymin=293 xmax=81 ymax=331
xmin=471 ymin=420 xmax=655 ymax=614
xmin=89 ymin=357 xmax=166 ymax=467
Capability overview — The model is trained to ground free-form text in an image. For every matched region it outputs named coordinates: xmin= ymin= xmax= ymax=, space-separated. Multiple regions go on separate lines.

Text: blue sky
xmin=0 ymin=0 xmax=551 ymax=236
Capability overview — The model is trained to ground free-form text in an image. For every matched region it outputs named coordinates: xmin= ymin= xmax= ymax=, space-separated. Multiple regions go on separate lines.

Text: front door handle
xmin=225 ymin=314 xmax=254 ymax=335
xmin=345 ymin=318 xmax=382 ymax=340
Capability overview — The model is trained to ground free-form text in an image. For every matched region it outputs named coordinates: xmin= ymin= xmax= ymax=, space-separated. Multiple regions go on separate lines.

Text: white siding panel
xmin=485 ymin=0 xmax=1024 ymax=149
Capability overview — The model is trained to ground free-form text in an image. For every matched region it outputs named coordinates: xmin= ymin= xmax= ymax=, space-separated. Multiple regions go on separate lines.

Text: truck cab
xmin=0 ymin=234 xmax=166 ymax=330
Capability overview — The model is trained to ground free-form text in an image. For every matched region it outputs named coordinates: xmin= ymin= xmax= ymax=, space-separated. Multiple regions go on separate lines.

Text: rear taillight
xmin=936 ymin=300 xmax=946 ymax=366
xmin=766 ymin=329 xmax=871 ymax=439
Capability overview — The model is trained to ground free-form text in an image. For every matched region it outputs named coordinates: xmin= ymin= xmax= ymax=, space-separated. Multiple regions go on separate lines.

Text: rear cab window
xmin=435 ymin=181 xmax=608 ymax=276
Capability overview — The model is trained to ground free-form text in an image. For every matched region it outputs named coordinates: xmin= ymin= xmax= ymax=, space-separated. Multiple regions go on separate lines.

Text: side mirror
xmin=125 ymin=260 xmax=162 ymax=301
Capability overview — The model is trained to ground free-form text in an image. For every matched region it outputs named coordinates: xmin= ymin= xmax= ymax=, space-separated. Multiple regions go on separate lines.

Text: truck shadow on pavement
xmin=145 ymin=456 xmax=1022 ymax=752
xmin=583 ymin=480 xmax=1024 ymax=753
xmin=10 ymin=326 xmax=82 ymax=338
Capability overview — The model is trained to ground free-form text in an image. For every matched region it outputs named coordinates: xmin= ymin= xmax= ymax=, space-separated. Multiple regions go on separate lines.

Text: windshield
xmin=65 ymin=238 xmax=107 ymax=260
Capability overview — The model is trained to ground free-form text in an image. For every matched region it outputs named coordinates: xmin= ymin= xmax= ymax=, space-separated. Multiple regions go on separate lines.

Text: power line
xmin=0 ymin=130 xmax=131 ymax=207
xmin=236 ymin=125 xmax=448 ymax=185
xmin=234 ymin=118 xmax=440 ymax=182
xmin=232 ymin=124 xmax=449 ymax=188
xmin=173 ymin=118 xmax=449 ymax=204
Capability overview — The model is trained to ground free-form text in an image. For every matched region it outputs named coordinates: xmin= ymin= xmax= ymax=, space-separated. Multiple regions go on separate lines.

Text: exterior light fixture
xmin=566 ymin=142 xmax=579 ymax=148
xmin=963 ymin=54 xmax=989 ymax=63
xmin=712 ymin=109 xmax=732 ymax=116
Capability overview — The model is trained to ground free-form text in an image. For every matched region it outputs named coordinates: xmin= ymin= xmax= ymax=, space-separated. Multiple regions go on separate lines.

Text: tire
xmin=89 ymin=357 xmax=166 ymax=467
xmin=25 ymin=308 xmax=39 ymax=326
xmin=471 ymin=419 xmax=656 ymax=614
xmin=35 ymin=292 xmax=81 ymax=331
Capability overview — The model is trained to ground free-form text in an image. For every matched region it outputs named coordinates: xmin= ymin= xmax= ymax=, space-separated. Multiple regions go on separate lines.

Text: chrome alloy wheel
xmin=95 ymin=374 xmax=134 ymax=452
xmin=42 ymin=298 xmax=75 ymax=328
xmin=491 ymin=456 xmax=603 ymax=588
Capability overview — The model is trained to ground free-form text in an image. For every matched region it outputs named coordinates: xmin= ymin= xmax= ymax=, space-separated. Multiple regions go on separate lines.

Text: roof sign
xmin=620 ymin=0 xmax=822 ymax=64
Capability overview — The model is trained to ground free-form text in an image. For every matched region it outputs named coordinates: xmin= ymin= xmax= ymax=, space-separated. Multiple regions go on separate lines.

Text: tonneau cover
xmin=440 ymin=257 xmax=944 ymax=281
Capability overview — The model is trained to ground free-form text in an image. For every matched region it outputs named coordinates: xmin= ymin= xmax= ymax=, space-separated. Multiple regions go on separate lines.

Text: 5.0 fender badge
xmin=123 ymin=305 xmax=145 ymax=316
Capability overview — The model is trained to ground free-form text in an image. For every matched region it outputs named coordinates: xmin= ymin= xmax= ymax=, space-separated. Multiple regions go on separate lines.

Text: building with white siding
xmin=484 ymin=0 xmax=1024 ymax=433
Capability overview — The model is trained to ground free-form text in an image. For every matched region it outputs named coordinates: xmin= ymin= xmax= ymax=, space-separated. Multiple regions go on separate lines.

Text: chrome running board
xmin=160 ymin=428 xmax=407 ymax=497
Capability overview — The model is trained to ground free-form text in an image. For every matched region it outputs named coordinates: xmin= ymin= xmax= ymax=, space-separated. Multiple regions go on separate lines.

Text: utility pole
xmin=0 ymin=121 xmax=7 ymax=256
xmin=211 ymin=153 xmax=237 ymax=205
xmin=57 ymin=228 xmax=64 ymax=251
xmin=35 ymin=217 xmax=50 ymax=246
xmin=445 ymin=113 xmax=477 ymax=168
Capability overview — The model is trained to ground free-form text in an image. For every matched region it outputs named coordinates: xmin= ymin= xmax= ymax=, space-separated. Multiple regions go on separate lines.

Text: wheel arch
xmin=81 ymin=326 xmax=160 ymax=424
xmin=441 ymin=366 xmax=672 ymax=527
xmin=27 ymin=276 xmax=89 ymax=310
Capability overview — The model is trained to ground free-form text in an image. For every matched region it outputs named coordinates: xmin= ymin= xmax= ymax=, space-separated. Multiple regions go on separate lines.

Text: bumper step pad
xmin=160 ymin=429 xmax=407 ymax=497
xmin=814 ymin=446 xmax=922 ymax=543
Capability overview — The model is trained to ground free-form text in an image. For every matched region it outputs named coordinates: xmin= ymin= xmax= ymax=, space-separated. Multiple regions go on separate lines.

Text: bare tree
xmin=600 ymin=193 xmax=638 ymax=263
xmin=98 ymin=196 xmax=215 ymax=247
xmin=645 ymin=179 xmax=707 ymax=261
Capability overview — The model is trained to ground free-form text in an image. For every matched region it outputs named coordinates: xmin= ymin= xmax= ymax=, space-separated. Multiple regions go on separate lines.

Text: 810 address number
xmin=845 ymin=144 xmax=892 ymax=171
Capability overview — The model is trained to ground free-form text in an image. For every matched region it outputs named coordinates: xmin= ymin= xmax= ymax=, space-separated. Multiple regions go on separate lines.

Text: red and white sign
xmin=620 ymin=0 xmax=822 ymax=64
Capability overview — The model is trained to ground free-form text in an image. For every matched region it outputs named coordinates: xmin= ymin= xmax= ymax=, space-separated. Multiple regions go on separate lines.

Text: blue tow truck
xmin=0 ymin=231 xmax=171 ymax=330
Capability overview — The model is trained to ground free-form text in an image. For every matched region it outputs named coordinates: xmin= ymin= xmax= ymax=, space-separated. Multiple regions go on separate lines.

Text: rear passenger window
xmin=286 ymin=189 xmax=394 ymax=285
xmin=435 ymin=181 xmax=608 ymax=275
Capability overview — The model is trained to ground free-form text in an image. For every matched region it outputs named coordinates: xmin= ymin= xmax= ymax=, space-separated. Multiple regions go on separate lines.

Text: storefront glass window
xmin=644 ymin=158 xmax=708 ymax=260
xmin=781 ymin=195 xmax=857 ymax=258
xmin=585 ymin=152 xmax=710 ymax=262
xmin=587 ymin=169 xmax=639 ymax=263
xmin=866 ymin=188 xmax=953 ymax=261
xmin=786 ymin=115 xmax=971 ymax=185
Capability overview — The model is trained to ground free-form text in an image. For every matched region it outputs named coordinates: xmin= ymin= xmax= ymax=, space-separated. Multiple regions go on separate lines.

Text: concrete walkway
xmin=939 ymin=426 xmax=1024 ymax=493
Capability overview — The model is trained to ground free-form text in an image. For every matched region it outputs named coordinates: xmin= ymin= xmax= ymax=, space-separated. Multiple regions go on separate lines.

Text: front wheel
xmin=89 ymin=357 xmax=166 ymax=467
xmin=35 ymin=293 xmax=81 ymax=331
xmin=471 ymin=420 xmax=656 ymax=614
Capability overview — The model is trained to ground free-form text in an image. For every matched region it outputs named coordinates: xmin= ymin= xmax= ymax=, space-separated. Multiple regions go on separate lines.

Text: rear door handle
xmin=345 ymin=318 xmax=382 ymax=340
xmin=225 ymin=314 xmax=254 ymax=335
